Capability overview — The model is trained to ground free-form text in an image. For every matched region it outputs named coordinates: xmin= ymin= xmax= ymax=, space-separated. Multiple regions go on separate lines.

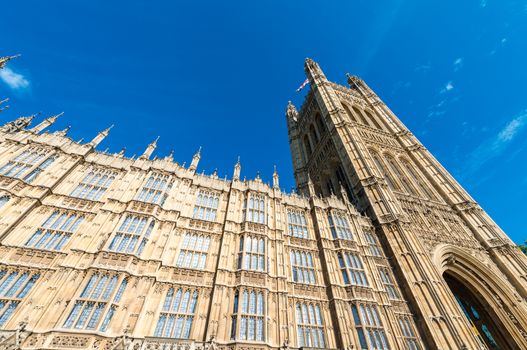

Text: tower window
xmin=364 ymin=232 xmax=382 ymax=257
xmin=154 ymin=287 xmax=198 ymax=339
xmin=63 ymin=273 xmax=128 ymax=332
xmin=25 ymin=211 xmax=84 ymax=251
xmin=290 ymin=250 xmax=316 ymax=284
xmin=295 ymin=302 xmax=326 ymax=348
xmin=238 ymin=235 xmax=265 ymax=272
xmin=71 ymin=167 xmax=117 ymax=201
xmin=287 ymin=209 xmax=309 ymax=239
xmin=176 ymin=233 xmax=211 ymax=270
xmin=136 ymin=172 xmax=173 ymax=206
xmin=108 ymin=215 xmax=155 ymax=256
xmin=0 ymin=268 xmax=40 ymax=327
xmin=193 ymin=190 xmax=220 ymax=221
xmin=231 ymin=289 xmax=265 ymax=341
xmin=338 ymin=252 xmax=368 ymax=286
xmin=0 ymin=147 xmax=56 ymax=184
xmin=351 ymin=303 xmax=390 ymax=350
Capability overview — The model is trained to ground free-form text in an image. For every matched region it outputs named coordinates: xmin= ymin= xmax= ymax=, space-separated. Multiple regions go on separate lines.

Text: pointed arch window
xmin=244 ymin=194 xmax=266 ymax=224
xmin=398 ymin=316 xmax=421 ymax=349
xmin=0 ymin=195 xmax=9 ymax=208
xmin=154 ymin=286 xmax=198 ymax=339
xmin=304 ymin=135 xmax=313 ymax=155
xmin=176 ymin=233 xmax=211 ymax=270
xmin=385 ymin=156 xmax=416 ymax=195
xmin=295 ymin=302 xmax=326 ymax=348
xmin=290 ymin=250 xmax=316 ymax=284
xmin=71 ymin=167 xmax=117 ymax=201
xmin=63 ymin=272 xmax=127 ymax=332
xmin=231 ymin=289 xmax=265 ymax=341
xmin=328 ymin=212 xmax=353 ymax=240
xmin=238 ymin=235 xmax=266 ymax=272
xmin=137 ymin=172 xmax=173 ymax=206
xmin=287 ymin=209 xmax=309 ymax=239
xmin=351 ymin=303 xmax=390 ymax=350
xmin=364 ymin=232 xmax=382 ymax=257
xmin=371 ymin=151 xmax=397 ymax=191
xmin=193 ymin=190 xmax=220 ymax=221
xmin=0 ymin=268 xmax=40 ymax=327
xmin=379 ymin=268 xmax=399 ymax=300
xmin=0 ymin=146 xmax=56 ymax=184
xmin=338 ymin=252 xmax=368 ymax=286
xmin=108 ymin=215 xmax=155 ymax=256
xmin=25 ymin=211 xmax=84 ymax=251
xmin=401 ymin=159 xmax=436 ymax=200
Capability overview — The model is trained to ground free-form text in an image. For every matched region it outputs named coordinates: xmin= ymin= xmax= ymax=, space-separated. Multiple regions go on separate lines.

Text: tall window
xmin=71 ymin=168 xmax=116 ymax=201
xmin=176 ymin=233 xmax=211 ymax=270
xmin=0 ymin=195 xmax=9 ymax=208
xmin=351 ymin=304 xmax=390 ymax=350
xmin=238 ymin=236 xmax=265 ymax=272
xmin=379 ymin=268 xmax=399 ymax=300
xmin=364 ymin=232 xmax=382 ymax=257
xmin=108 ymin=215 xmax=155 ymax=256
xmin=137 ymin=172 xmax=173 ymax=206
xmin=385 ymin=156 xmax=416 ymax=195
xmin=296 ymin=302 xmax=325 ymax=348
xmin=244 ymin=194 xmax=266 ymax=224
xmin=193 ymin=191 xmax=219 ymax=221
xmin=401 ymin=160 xmax=436 ymax=201
xmin=290 ymin=250 xmax=316 ymax=284
xmin=25 ymin=211 xmax=84 ymax=251
xmin=328 ymin=212 xmax=353 ymax=240
xmin=231 ymin=290 xmax=265 ymax=341
xmin=371 ymin=152 xmax=397 ymax=191
xmin=338 ymin=252 xmax=368 ymax=286
xmin=0 ymin=269 xmax=40 ymax=327
xmin=154 ymin=287 xmax=198 ymax=339
xmin=398 ymin=316 xmax=420 ymax=350
xmin=0 ymin=147 xmax=56 ymax=184
xmin=63 ymin=273 xmax=127 ymax=331
xmin=287 ymin=209 xmax=309 ymax=239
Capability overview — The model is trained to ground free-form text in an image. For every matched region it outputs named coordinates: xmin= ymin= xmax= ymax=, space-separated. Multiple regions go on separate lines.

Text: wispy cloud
xmin=453 ymin=57 xmax=463 ymax=71
xmin=480 ymin=0 xmax=487 ymax=8
xmin=414 ymin=63 xmax=431 ymax=73
xmin=463 ymin=109 xmax=527 ymax=175
xmin=0 ymin=67 xmax=30 ymax=90
xmin=440 ymin=81 xmax=454 ymax=93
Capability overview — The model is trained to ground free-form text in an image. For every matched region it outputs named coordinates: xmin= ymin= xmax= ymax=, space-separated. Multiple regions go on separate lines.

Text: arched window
xmin=231 ymin=289 xmax=265 ymax=341
xmin=0 ymin=195 xmax=9 ymax=208
xmin=401 ymin=159 xmax=436 ymax=200
xmin=370 ymin=151 xmax=397 ymax=190
xmin=342 ymin=103 xmax=358 ymax=123
xmin=352 ymin=106 xmax=371 ymax=126
xmin=290 ymin=250 xmax=316 ymax=284
xmin=296 ymin=302 xmax=325 ymax=348
xmin=309 ymin=124 xmax=319 ymax=144
xmin=385 ymin=155 xmax=417 ymax=195
xmin=303 ymin=135 xmax=313 ymax=155
xmin=315 ymin=114 xmax=326 ymax=133
xmin=364 ymin=109 xmax=386 ymax=130
xmin=154 ymin=286 xmax=198 ymax=338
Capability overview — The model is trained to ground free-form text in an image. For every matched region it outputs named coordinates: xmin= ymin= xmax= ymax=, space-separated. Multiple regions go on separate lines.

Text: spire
xmin=141 ymin=136 xmax=159 ymax=159
xmin=189 ymin=146 xmax=201 ymax=171
xmin=0 ymin=54 xmax=20 ymax=69
xmin=304 ymin=57 xmax=327 ymax=85
xmin=0 ymin=98 xmax=9 ymax=112
xmin=31 ymin=112 xmax=62 ymax=134
xmin=117 ymin=147 xmax=126 ymax=157
xmin=1 ymin=113 xmax=37 ymax=133
xmin=346 ymin=73 xmax=362 ymax=90
xmin=307 ymin=173 xmax=316 ymax=197
xmin=212 ymin=168 xmax=218 ymax=179
xmin=90 ymin=124 xmax=113 ymax=147
xmin=55 ymin=125 xmax=71 ymax=136
xmin=233 ymin=156 xmax=241 ymax=181
xmin=165 ymin=150 xmax=174 ymax=162
xmin=273 ymin=165 xmax=279 ymax=189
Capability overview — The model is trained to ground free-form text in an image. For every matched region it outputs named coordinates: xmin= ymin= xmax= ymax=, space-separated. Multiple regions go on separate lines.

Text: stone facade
xmin=0 ymin=55 xmax=526 ymax=350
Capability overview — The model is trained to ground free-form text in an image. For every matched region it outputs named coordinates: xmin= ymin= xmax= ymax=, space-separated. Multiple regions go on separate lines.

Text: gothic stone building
xmin=0 ymin=55 xmax=526 ymax=350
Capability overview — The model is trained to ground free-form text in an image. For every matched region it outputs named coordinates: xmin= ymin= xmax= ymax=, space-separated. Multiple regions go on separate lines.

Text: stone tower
xmin=288 ymin=58 xmax=527 ymax=349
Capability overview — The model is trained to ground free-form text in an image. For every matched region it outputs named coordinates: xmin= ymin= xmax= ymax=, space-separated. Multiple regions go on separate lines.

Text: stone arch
xmin=433 ymin=244 xmax=527 ymax=349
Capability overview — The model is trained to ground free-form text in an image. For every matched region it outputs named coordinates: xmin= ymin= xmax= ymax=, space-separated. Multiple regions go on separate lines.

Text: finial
xmin=0 ymin=54 xmax=21 ymax=69
xmin=212 ymin=168 xmax=218 ymax=178
xmin=117 ymin=147 xmax=126 ymax=157
xmin=165 ymin=149 xmax=174 ymax=161
xmin=77 ymin=138 xmax=84 ymax=143
xmin=273 ymin=165 xmax=279 ymax=189
xmin=31 ymin=112 xmax=62 ymax=134
xmin=103 ymin=147 xmax=109 ymax=153
xmin=189 ymin=147 xmax=201 ymax=172
xmin=90 ymin=124 xmax=113 ymax=147
xmin=56 ymin=125 xmax=71 ymax=136
xmin=233 ymin=156 xmax=241 ymax=181
xmin=140 ymin=136 xmax=159 ymax=159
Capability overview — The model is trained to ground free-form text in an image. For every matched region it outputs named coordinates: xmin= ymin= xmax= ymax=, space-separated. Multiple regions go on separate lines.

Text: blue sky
xmin=1 ymin=1 xmax=526 ymax=244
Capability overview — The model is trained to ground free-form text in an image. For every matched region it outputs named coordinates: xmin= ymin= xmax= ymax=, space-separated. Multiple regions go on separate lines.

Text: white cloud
xmin=480 ymin=0 xmax=487 ymax=7
xmin=414 ymin=63 xmax=431 ymax=73
xmin=453 ymin=57 xmax=463 ymax=71
xmin=440 ymin=81 xmax=454 ymax=93
xmin=501 ymin=37 xmax=507 ymax=44
xmin=0 ymin=67 xmax=30 ymax=90
xmin=463 ymin=109 xmax=527 ymax=175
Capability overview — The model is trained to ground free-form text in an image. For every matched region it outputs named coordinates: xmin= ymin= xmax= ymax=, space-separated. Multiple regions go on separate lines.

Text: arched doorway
xmin=443 ymin=272 xmax=514 ymax=349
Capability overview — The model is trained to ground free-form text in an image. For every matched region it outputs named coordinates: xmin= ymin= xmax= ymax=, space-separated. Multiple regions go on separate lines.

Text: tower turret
xmin=233 ymin=157 xmax=241 ymax=181
xmin=90 ymin=125 xmax=113 ymax=147
xmin=141 ymin=136 xmax=159 ymax=159
xmin=189 ymin=147 xmax=201 ymax=171
xmin=31 ymin=112 xmax=62 ymax=134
